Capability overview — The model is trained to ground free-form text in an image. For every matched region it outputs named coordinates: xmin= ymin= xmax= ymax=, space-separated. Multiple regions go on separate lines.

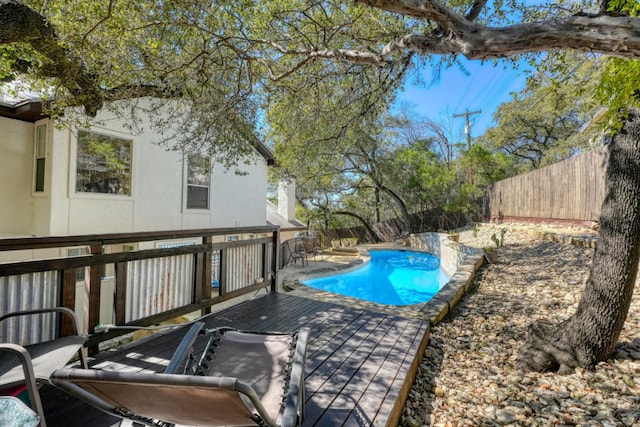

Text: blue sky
xmin=395 ymin=58 xmax=530 ymax=143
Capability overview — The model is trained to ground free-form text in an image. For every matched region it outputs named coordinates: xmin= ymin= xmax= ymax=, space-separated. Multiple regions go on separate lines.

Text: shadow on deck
xmin=41 ymin=293 xmax=430 ymax=426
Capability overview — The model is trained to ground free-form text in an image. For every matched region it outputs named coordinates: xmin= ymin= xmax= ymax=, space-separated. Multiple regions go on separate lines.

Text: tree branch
xmin=466 ymin=0 xmax=488 ymax=21
xmin=259 ymin=38 xmax=394 ymax=71
xmin=0 ymin=0 xmax=103 ymax=115
xmin=357 ymin=0 xmax=640 ymax=60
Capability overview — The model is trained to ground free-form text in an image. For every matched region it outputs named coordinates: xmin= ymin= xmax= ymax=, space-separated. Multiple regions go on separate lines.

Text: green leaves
xmin=597 ymin=59 xmax=640 ymax=132
xmin=607 ymin=0 xmax=640 ymax=15
xmin=481 ymin=53 xmax=605 ymax=170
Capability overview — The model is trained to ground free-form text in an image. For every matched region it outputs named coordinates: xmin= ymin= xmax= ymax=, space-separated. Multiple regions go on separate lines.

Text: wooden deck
xmin=40 ymin=293 xmax=430 ymax=426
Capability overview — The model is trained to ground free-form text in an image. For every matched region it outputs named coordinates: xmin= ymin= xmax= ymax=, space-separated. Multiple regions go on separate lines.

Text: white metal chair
xmin=0 ymin=307 xmax=88 ymax=427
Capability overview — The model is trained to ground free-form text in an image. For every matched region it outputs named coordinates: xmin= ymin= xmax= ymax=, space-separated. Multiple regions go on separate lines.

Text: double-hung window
xmin=34 ymin=124 xmax=46 ymax=192
xmin=186 ymin=155 xmax=210 ymax=209
xmin=76 ymin=130 xmax=132 ymax=195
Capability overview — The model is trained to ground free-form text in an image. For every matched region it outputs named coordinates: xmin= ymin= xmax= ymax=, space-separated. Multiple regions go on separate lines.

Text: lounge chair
xmin=0 ymin=307 xmax=88 ymax=427
xmin=50 ymin=322 xmax=310 ymax=427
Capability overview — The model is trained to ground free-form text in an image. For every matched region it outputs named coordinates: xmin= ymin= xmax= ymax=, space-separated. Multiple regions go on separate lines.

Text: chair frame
xmin=50 ymin=322 xmax=309 ymax=427
xmin=0 ymin=307 xmax=88 ymax=427
xmin=302 ymin=235 xmax=322 ymax=262
xmin=285 ymin=238 xmax=307 ymax=267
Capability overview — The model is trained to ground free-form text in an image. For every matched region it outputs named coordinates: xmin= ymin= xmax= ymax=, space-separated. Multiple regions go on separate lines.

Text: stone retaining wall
xmin=407 ymin=232 xmax=485 ymax=324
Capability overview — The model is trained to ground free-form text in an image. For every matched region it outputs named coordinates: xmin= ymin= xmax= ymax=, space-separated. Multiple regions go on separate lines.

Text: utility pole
xmin=454 ymin=108 xmax=482 ymax=185
xmin=454 ymin=108 xmax=482 ymax=150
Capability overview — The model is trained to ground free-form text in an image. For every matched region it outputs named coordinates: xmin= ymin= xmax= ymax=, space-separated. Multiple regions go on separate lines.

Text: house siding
xmin=0 ymin=116 xmax=34 ymax=236
xmin=1 ymin=98 xmax=269 ymax=238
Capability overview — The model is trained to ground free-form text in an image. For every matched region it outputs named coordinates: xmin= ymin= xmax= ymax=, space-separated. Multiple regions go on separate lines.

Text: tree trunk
xmin=332 ymin=211 xmax=382 ymax=243
xmin=518 ymin=107 xmax=640 ymax=374
xmin=378 ymin=184 xmax=413 ymax=233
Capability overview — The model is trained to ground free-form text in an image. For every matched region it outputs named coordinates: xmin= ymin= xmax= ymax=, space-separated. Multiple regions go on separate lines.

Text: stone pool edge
xmin=282 ymin=232 xmax=485 ymax=324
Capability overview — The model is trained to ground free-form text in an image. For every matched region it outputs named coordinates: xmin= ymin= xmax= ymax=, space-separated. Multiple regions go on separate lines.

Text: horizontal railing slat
xmin=0 ymin=244 xmax=211 ymax=276
xmin=0 ymin=226 xmax=279 ymax=252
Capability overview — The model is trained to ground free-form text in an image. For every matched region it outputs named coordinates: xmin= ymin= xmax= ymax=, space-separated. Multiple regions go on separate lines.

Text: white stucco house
xmin=0 ymin=96 xmax=275 ymax=236
xmin=0 ymin=94 xmax=311 ymax=330
xmin=0 ymin=95 xmax=288 ymax=267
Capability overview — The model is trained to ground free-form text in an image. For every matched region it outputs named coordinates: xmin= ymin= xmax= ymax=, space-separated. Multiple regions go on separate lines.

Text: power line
xmin=454 ymin=64 xmax=482 ymax=113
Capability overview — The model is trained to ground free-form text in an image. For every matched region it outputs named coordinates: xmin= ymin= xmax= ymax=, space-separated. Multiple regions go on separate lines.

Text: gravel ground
xmin=400 ymin=223 xmax=640 ymax=427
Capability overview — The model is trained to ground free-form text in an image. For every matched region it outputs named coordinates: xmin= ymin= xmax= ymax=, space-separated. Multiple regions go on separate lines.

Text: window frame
xmin=184 ymin=154 xmax=211 ymax=211
xmin=33 ymin=123 xmax=47 ymax=194
xmin=74 ymin=129 xmax=133 ymax=197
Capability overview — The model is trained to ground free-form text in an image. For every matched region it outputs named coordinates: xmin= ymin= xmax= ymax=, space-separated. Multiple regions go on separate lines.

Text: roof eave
xmin=0 ymin=99 xmax=44 ymax=122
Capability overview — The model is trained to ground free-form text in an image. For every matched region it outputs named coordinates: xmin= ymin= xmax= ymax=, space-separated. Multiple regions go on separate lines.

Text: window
xmin=34 ymin=124 xmax=46 ymax=192
xmin=186 ymin=155 xmax=210 ymax=209
xmin=76 ymin=130 xmax=132 ymax=195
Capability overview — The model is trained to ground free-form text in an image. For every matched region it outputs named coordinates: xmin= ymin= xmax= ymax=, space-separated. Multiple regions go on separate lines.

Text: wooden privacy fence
xmin=0 ymin=226 xmax=279 ymax=351
xmin=484 ymin=146 xmax=609 ymax=224
xmin=324 ymin=208 xmax=479 ymax=244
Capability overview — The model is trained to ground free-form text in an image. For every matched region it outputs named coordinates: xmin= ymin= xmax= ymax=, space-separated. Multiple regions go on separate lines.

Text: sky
xmin=395 ymin=58 xmax=530 ymax=143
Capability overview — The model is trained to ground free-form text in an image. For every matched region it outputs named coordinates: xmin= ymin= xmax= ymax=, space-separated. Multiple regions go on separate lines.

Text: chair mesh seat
xmin=0 ymin=336 xmax=86 ymax=387
xmin=50 ymin=322 xmax=309 ymax=427
xmin=202 ymin=331 xmax=294 ymax=422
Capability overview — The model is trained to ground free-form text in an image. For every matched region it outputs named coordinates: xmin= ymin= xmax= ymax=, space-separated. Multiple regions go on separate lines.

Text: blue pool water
xmin=303 ymin=250 xmax=450 ymax=306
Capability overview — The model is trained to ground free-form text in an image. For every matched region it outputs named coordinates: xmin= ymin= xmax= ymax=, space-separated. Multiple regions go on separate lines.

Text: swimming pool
xmin=302 ymin=250 xmax=450 ymax=306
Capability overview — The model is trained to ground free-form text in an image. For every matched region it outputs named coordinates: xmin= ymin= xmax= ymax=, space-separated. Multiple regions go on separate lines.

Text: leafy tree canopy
xmin=3 ymin=0 xmax=640 ymax=166
xmin=479 ymin=53 xmax=606 ymax=170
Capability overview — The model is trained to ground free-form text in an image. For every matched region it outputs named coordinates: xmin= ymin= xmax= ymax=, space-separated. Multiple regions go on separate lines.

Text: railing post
xmin=59 ymin=268 xmax=77 ymax=337
xmin=87 ymin=244 xmax=102 ymax=355
xmin=198 ymin=236 xmax=213 ymax=316
xmin=262 ymin=241 xmax=268 ymax=291
xmin=219 ymin=248 xmax=227 ymax=296
xmin=114 ymin=262 xmax=128 ymax=326
xmin=271 ymin=229 xmax=280 ymax=293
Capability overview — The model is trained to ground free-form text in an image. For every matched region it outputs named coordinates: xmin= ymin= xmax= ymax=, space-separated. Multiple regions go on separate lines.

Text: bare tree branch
xmin=357 ymin=0 xmax=640 ymax=60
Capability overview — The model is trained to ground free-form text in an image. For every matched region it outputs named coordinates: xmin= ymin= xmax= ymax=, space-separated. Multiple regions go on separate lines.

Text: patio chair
xmin=0 ymin=307 xmax=88 ymax=427
xmin=302 ymin=236 xmax=323 ymax=262
xmin=50 ymin=322 xmax=310 ymax=427
xmin=285 ymin=238 xmax=307 ymax=267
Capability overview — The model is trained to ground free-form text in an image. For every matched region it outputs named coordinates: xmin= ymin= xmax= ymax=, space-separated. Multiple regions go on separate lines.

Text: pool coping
xmin=282 ymin=233 xmax=485 ymax=324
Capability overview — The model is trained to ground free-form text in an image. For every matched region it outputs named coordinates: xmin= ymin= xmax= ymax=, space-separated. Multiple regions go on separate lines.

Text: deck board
xmin=40 ymin=293 xmax=429 ymax=427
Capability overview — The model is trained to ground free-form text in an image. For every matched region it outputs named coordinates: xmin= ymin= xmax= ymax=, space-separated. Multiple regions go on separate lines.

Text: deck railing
xmin=0 ymin=226 xmax=280 ymax=351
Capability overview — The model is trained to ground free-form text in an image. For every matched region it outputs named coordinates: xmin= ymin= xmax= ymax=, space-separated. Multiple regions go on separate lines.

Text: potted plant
xmin=484 ymin=245 xmax=499 ymax=263
xmin=484 ymin=228 xmax=507 ymax=264
xmin=448 ymin=230 xmax=460 ymax=242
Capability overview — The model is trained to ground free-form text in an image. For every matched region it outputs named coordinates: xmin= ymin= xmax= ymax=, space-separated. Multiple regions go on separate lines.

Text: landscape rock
xmin=400 ymin=223 xmax=640 ymax=427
